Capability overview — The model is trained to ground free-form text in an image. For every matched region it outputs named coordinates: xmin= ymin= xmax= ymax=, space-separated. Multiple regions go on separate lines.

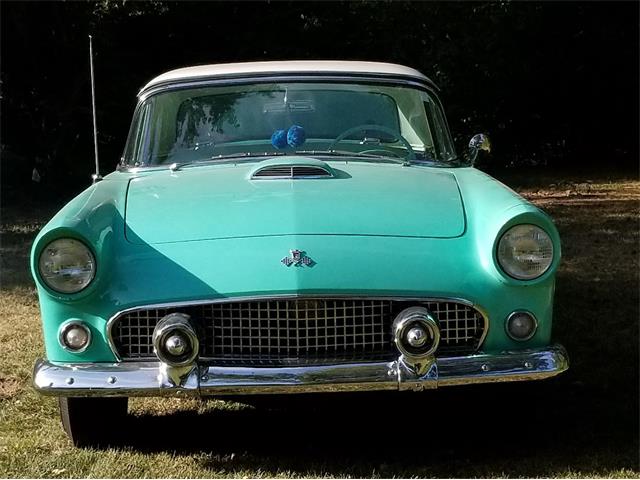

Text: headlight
xmin=38 ymin=238 xmax=96 ymax=293
xmin=497 ymin=224 xmax=553 ymax=280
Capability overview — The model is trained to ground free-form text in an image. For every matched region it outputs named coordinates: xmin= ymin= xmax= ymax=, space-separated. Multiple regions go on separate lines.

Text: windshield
xmin=122 ymin=81 xmax=457 ymax=167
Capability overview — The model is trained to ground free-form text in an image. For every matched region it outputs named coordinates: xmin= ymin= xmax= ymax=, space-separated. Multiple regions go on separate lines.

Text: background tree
xmin=1 ymin=1 xmax=638 ymax=203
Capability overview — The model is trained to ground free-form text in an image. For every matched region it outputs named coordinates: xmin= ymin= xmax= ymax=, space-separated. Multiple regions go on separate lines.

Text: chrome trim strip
xmin=137 ymin=74 xmax=439 ymax=103
xmin=105 ymin=295 xmax=489 ymax=361
xmin=33 ymin=345 xmax=569 ymax=397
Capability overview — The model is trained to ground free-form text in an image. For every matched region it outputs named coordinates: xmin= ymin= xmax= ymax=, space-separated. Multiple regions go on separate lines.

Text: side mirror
xmin=468 ymin=133 xmax=491 ymax=165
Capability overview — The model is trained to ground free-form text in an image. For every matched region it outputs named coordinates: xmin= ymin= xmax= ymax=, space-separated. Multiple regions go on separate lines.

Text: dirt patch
xmin=0 ymin=376 xmax=22 ymax=400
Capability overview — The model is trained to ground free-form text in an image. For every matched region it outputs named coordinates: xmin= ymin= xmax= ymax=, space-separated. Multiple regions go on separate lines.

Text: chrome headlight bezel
xmin=58 ymin=320 xmax=92 ymax=352
xmin=497 ymin=224 xmax=554 ymax=281
xmin=37 ymin=238 xmax=96 ymax=294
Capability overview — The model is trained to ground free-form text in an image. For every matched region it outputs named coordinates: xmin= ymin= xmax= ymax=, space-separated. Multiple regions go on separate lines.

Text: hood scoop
xmin=250 ymin=158 xmax=334 ymax=179
xmin=252 ymin=165 xmax=333 ymax=179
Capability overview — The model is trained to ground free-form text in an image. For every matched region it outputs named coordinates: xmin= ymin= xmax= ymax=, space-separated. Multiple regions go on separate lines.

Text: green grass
xmin=1 ymin=173 xmax=638 ymax=478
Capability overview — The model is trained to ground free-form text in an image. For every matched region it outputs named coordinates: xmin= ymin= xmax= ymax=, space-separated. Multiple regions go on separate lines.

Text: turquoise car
xmin=31 ymin=61 xmax=568 ymax=446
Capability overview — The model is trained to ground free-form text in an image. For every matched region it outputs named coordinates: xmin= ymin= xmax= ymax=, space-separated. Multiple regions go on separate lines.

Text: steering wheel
xmin=327 ymin=124 xmax=416 ymax=161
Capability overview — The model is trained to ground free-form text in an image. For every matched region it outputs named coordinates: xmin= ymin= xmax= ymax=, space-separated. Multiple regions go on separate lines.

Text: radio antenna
xmin=89 ymin=35 xmax=102 ymax=183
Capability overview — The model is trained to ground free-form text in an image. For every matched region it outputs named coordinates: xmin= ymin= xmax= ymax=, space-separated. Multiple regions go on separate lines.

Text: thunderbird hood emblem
xmin=281 ymin=249 xmax=315 ymax=267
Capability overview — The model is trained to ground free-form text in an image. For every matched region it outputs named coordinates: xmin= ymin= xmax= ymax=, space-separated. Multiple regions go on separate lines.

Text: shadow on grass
xmin=113 ymin=381 xmax=638 ymax=476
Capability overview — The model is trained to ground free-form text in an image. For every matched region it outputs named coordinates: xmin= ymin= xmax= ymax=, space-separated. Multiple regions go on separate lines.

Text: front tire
xmin=58 ymin=397 xmax=128 ymax=448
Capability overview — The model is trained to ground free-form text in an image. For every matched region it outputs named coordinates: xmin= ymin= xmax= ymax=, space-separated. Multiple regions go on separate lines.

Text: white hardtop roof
xmin=140 ymin=61 xmax=434 ymax=94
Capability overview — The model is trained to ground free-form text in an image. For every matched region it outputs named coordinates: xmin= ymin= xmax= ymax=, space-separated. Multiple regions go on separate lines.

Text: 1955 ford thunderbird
xmin=31 ymin=61 xmax=568 ymax=446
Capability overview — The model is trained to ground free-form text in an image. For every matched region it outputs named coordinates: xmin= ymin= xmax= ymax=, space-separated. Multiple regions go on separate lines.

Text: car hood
xmin=124 ymin=158 xmax=465 ymax=244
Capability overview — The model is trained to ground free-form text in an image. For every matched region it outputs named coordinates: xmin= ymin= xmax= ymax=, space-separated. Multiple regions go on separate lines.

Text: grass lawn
xmin=0 ymin=171 xmax=638 ymax=478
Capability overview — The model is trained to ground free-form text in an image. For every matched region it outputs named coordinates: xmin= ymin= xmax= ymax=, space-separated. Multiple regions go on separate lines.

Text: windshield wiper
xmin=169 ymin=152 xmax=287 ymax=171
xmin=166 ymin=148 xmax=444 ymax=171
xmin=294 ymin=150 xmax=409 ymax=165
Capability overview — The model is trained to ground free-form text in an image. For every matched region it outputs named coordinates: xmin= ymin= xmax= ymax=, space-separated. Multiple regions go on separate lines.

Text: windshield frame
xmin=118 ymin=74 xmax=459 ymax=171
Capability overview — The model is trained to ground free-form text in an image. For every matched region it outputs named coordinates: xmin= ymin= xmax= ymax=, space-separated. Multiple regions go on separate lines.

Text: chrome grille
xmin=111 ymin=298 xmax=486 ymax=363
xmin=202 ymin=299 xmax=389 ymax=361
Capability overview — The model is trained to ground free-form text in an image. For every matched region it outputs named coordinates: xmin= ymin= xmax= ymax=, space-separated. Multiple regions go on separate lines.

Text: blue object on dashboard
xmin=287 ymin=125 xmax=306 ymax=148
xmin=271 ymin=129 xmax=288 ymax=149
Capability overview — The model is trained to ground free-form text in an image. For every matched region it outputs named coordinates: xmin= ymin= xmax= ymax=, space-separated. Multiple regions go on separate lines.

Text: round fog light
xmin=152 ymin=313 xmax=199 ymax=367
xmin=506 ymin=311 xmax=537 ymax=341
xmin=392 ymin=306 xmax=440 ymax=359
xmin=406 ymin=326 xmax=428 ymax=348
xmin=59 ymin=321 xmax=91 ymax=352
xmin=165 ymin=333 xmax=188 ymax=356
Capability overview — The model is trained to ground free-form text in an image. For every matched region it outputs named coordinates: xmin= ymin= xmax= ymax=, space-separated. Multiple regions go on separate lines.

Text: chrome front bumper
xmin=33 ymin=345 xmax=568 ymax=397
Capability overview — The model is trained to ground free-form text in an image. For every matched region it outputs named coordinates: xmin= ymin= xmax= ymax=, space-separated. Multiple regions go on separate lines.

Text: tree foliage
xmin=1 ymin=1 xmax=637 ymax=198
